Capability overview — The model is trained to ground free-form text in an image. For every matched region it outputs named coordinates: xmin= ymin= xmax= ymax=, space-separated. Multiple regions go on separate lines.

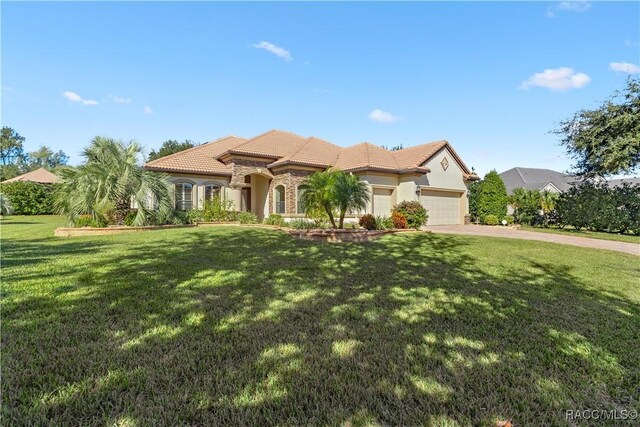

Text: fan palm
xmin=299 ymin=170 xmax=338 ymax=228
xmin=53 ymin=137 xmax=174 ymax=226
xmin=333 ymin=171 xmax=370 ymax=228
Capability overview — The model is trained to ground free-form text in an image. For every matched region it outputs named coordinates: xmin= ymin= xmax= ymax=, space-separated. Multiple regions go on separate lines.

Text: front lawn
xmin=2 ymin=216 xmax=638 ymax=426
xmin=520 ymin=224 xmax=640 ymax=244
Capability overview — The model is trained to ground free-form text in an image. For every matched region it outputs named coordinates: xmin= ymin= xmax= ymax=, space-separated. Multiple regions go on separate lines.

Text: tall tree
xmin=554 ymin=77 xmax=640 ymax=177
xmin=0 ymin=127 xmax=26 ymax=181
xmin=23 ymin=146 xmax=69 ymax=170
xmin=54 ymin=137 xmax=174 ymax=226
xmin=148 ymin=140 xmax=196 ymax=161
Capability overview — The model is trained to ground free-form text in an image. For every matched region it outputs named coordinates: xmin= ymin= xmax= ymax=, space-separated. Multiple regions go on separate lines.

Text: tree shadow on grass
xmin=2 ymin=228 xmax=639 ymax=426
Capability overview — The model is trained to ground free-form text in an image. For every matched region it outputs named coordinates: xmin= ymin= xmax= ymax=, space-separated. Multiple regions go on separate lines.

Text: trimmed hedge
xmin=0 ymin=182 xmax=54 ymax=215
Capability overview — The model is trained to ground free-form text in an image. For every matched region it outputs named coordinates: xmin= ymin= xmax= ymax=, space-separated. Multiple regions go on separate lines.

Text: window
xmin=175 ymin=182 xmax=193 ymax=210
xmin=297 ymin=185 xmax=308 ymax=214
xmin=275 ymin=185 xmax=285 ymax=214
xmin=204 ymin=184 xmax=221 ymax=202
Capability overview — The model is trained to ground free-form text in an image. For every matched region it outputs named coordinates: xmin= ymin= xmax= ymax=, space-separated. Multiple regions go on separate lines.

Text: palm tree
xmin=299 ymin=170 xmax=338 ymax=228
xmin=540 ymin=190 xmax=558 ymax=226
xmin=333 ymin=171 xmax=370 ymax=228
xmin=53 ymin=137 xmax=174 ymax=226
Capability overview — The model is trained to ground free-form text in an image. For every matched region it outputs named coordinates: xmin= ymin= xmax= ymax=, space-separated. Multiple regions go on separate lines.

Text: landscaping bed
xmin=54 ymin=223 xmax=196 ymax=237
xmin=286 ymin=228 xmax=420 ymax=242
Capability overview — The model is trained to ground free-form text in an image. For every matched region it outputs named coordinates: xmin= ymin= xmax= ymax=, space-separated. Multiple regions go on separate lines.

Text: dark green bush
xmin=484 ymin=214 xmax=499 ymax=225
xmin=264 ymin=214 xmax=286 ymax=226
xmin=359 ymin=214 xmax=376 ymax=230
xmin=476 ymin=171 xmax=508 ymax=221
xmin=124 ymin=210 xmax=137 ymax=226
xmin=1 ymin=182 xmax=54 ymax=215
xmin=392 ymin=201 xmax=428 ymax=229
xmin=504 ymin=215 xmax=514 ymax=225
xmin=203 ymin=196 xmax=236 ymax=221
xmin=556 ymin=181 xmax=640 ymax=234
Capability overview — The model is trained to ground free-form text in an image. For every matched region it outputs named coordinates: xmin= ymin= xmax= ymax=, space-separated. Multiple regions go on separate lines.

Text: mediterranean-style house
xmin=144 ymin=130 xmax=479 ymax=225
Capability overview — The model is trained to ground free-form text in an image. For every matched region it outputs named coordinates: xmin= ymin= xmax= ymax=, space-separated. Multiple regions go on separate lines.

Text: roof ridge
xmin=515 ymin=167 xmax=525 ymax=183
xmin=145 ymin=135 xmax=244 ymax=165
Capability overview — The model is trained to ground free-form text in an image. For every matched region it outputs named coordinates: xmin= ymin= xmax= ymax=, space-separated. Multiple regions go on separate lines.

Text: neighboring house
xmin=1 ymin=167 xmax=62 ymax=184
xmin=499 ymin=167 xmax=575 ymax=195
xmin=605 ymin=177 xmax=640 ymax=188
xmin=144 ymin=129 xmax=479 ymax=225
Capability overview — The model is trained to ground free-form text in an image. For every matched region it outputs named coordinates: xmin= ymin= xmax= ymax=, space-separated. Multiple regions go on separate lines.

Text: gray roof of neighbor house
xmin=1 ymin=167 xmax=62 ymax=184
xmin=499 ymin=167 xmax=575 ymax=194
xmin=605 ymin=177 xmax=640 ymax=187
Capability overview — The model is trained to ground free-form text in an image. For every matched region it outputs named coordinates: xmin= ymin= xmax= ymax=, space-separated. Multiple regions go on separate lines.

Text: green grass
xmin=2 ymin=215 xmax=639 ymax=426
xmin=521 ymin=224 xmax=640 ymax=244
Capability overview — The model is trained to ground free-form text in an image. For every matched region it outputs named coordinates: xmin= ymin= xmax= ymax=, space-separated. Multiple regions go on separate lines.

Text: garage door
xmin=373 ymin=188 xmax=393 ymax=217
xmin=420 ymin=190 xmax=461 ymax=225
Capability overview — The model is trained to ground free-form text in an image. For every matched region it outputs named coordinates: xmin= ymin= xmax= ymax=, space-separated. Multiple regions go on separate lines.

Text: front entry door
xmin=241 ymin=187 xmax=251 ymax=212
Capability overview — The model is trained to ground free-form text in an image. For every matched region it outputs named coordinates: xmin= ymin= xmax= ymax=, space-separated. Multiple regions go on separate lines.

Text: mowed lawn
xmin=2 ymin=216 xmax=639 ymax=426
xmin=520 ymin=225 xmax=640 ymax=244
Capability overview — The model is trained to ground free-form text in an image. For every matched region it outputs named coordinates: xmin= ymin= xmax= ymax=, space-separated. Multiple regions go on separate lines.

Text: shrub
xmin=359 ymin=214 xmax=376 ymax=230
xmin=476 ymin=170 xmax=508 ymax=221
xmin=185 ymin=209 xmax=204 ymax=224
xmin=391 ymin=211 xmax=408 ymax=229
xmin=238 ymin=211 xmax=258 ymax=224
xmin=264 ymin=214 xmax=286 ymax=227
xmin=203 ymin=195 xmax=236 ymax=221
xmin=504 ymin=215 xmax=514 ymax=225
xmin=392 ymin=201 xmax=428 ymax=229
xmin=1 ymin=181 xmax=53 ymax=215
xmin=0 ymin=193 xmax=14 ymax=215
xmin=289 ymin=219 xmax=316 ymax=230
xmin=74 ymin=214 xmax=106 ymax=228
xmin=484 ymin=214 xmax=499 ymax=225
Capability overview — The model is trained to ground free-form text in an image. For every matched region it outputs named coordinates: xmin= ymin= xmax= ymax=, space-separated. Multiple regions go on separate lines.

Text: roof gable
xmin=1 ymin=167 xmax=61 ymax=184
xmin=269 ymin=136 xmax=342 ymax=168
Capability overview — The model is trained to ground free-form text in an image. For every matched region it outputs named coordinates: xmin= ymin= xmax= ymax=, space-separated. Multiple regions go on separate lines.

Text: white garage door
xmin=373 ymin=188 xmax=392 ymax=217
xmin=420 ymin=190 xmax=461 ymax=225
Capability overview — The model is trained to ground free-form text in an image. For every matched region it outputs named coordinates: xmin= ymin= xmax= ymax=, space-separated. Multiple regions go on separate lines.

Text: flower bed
xmin=286 ymin=228 xmax=421 ymax=242
xmin=54 ymin=224 xmax=197 ymax=237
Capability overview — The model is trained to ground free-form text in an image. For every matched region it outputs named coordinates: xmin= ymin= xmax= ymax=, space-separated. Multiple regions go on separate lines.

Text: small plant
xmin=484 ymin=214 xmax=499 ymax=225
xmin=359 ymin=214 xmax=376 ymax=230
xmin=392 ymin=201 xmax=428 ymax=229
xmin=74 ymin=214 xmax=105 ymax=228
xmin=375 ymin=215 xmax=394 ymax=230
xmin=185 ymin=209 xmax=204 ymax=224
xmin=504 ymin=215 xmax=514 ymax=225
xmin=391 ymin=211 xmax=408 ymax=229
xmin=264 ymin=214 xmax=286 ymax=227
xmin=124 ymin=210 xmax=138 ymax=226
xmin=289 ymin=219 xmax=316 ymax=229
xmin=238 ymin=211 xmax=258 ymax=224
xmin=203 ymin=195 xmax=236 ymax=221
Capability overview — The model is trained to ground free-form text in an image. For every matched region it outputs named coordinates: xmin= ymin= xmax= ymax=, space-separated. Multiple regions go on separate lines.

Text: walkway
xmin=425 ymin=225 xmax=640 ymax=256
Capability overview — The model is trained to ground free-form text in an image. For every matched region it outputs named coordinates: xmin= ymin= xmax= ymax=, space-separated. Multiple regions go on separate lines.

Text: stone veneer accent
xmin=229 ymin=159 xmax=273 ymax=188
xmin=268 ymin=169 xmax=314 ymax=215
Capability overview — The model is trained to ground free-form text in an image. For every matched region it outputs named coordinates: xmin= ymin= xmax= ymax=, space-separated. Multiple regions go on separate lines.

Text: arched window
xmin=175 ymin=182 xmax=193 ymax=210
xmin=275 ymin=185 xmax=285 ymax=214
xmin=204 ymin=184 xmax=221 ymax=202
xmin=297 ymin=184 xmax=308 ymax=214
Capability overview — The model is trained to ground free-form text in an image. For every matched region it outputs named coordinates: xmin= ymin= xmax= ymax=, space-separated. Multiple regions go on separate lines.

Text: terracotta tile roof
xmin=222 ymin=129 xmax=307 ymax=159
xmin=334 ymin=142 xmax=399 ymax=172
xmin=269 ymin=137 xmax=342 ymax=168
xmin=144 ymin=135 xmax=247 ymax=175
xmin=1 ymin=167 xmax=61 ymax=184
xmin=393 ymin=140 xmax=473 ymax=175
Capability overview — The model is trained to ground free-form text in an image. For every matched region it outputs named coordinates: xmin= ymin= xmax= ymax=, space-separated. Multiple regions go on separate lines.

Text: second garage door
xmin=420 ymin=190 xmax=461 ymax=225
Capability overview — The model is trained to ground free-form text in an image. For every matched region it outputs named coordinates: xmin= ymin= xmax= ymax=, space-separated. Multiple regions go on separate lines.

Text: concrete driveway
xmin=425 ymin=225 xmax=640 ymax=256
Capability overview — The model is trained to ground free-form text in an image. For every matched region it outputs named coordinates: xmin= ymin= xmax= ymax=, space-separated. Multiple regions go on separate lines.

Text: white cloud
xmin=520 ymin=67 xmax=591 ymax=91
xmin=63 ymin=91 xmax=99 ymax=106
xmin=109 ymin=95 xmax=132 ymax=104
xmin=143 ymin=106 xmax=153 ymax=114
xmin=368 ymin=109 xmax=400 ymax=123
xmin=547 ymin=1 xmax=591 ymax=17
xmin=252 ymin=41 xmax=292 ymax=61
xmin=609 ymin=62 xmax=640 ymax=74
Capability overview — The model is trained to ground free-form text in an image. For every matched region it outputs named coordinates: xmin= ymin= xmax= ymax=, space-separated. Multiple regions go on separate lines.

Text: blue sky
xmin=2 ymin=1 xmax=639 ymax=176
